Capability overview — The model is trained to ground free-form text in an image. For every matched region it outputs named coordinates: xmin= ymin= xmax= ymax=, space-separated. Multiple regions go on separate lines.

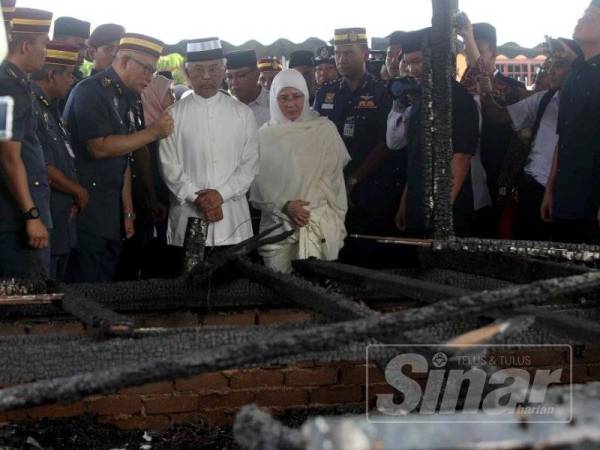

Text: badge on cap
xmin=349 ymin=31 xmax=358 ymax=42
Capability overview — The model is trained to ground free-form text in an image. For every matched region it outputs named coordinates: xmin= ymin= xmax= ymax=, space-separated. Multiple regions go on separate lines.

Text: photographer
xmin=541 ymin=0 xmax=600 ymax=244
xmin=395 ymin=28 xmax=479 ymax=236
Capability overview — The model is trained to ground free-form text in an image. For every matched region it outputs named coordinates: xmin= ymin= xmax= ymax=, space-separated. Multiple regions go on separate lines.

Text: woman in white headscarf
xmin=251 ymin=69 xmax=351 ymax=273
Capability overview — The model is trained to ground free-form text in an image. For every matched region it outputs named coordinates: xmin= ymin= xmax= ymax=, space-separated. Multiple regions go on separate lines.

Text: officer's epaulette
xmin=100 ymin=77 xmax=113 ymax=89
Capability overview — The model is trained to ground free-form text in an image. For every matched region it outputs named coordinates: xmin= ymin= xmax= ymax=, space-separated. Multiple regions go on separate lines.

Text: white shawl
xmin=251 ymin=70 xmax=351 ymax=272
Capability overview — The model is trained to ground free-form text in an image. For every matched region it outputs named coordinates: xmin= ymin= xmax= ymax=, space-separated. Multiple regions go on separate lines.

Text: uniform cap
xmin=334 ymin=27 xmax=368 ymax=46
xmin=11 ymin=7 xmax=52 ymax=34
xmin=45 ymin=41 xmax=79 ymax=66
xmin=89 ymin=23 xmax=125 ymax=48
xmin=53 ymin=16 xmax=90 ymax=39
xmin=1 ymin=0 xmax=16 ymax=25
xmin=315 ymin=46 xmax=335 ymax=65
xmin=119 ymin=32 xmax=164 ymax=58
xmin=258 ymin=57 xmax=282 ymax=72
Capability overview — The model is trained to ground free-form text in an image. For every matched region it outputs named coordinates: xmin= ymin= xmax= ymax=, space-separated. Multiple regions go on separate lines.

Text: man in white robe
xmin=159 ymin=38 xmax=259 ymax=249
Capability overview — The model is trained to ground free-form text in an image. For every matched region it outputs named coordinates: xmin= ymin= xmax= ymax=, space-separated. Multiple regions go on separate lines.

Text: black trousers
xmin=513 ymin=174 xmax=553 ymax=241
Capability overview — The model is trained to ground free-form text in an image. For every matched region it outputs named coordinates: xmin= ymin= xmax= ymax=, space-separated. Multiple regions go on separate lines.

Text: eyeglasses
xmin=128 ymin=56 xmax=156 ymax=76
xmin=277 ymin=93 xmax=305 ymax=104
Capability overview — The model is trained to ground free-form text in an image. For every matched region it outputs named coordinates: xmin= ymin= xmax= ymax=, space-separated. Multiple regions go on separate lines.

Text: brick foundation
xmin=1 ymin=310 xmax=599 ymax=431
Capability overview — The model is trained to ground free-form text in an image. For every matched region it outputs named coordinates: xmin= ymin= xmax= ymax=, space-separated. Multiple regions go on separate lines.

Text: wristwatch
xmin=23 ymin=207 xmax=40 ymax=221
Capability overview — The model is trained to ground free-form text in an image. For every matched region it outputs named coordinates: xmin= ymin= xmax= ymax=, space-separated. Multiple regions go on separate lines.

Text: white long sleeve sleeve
xmin=215 ymin=109 xmax=260 ymax=202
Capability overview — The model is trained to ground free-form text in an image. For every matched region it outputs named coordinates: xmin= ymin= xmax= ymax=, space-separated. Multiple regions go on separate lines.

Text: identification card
xmin=343 ymin=117 xmax=355 ymax=138
xmin=321 ymin=103 xmax=334 ymax=110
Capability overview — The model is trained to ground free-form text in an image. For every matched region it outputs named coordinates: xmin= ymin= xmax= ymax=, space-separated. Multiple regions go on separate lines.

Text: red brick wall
xmin=1 ymin=311 xmax=599 ymax=431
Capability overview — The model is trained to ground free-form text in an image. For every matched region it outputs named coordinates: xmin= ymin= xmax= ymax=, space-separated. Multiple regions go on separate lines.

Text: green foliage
xmin=80 ymin=60 xmax=92 ymax=78
xmin=78 ymin=54 xmax=188 ymax=85
xmin=157 ymin=53 xmax=187 ymax=85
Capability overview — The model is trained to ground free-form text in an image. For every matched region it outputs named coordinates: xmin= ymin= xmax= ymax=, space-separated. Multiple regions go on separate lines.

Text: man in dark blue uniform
xmin=314 ymin=46 xmax=338 ymax=88
xmin=31 ymin=42 xmax=89 ymax=281
xmin=63 ymin=33 xmax=174 ymax=283
xmin=52 ymin=16 xmax=91 ymax=114
xmin=1 ymin=0 xmax=16 ymax=40
xmin=0 ymin=7 xmax=53 ymax=279
xmin=313 ymin=27 xmax=395 ymax=267
xmin=541 ymin=0 xmax=600 ymax=244
xmin=396 ymin=28 xmax=479 ymax=237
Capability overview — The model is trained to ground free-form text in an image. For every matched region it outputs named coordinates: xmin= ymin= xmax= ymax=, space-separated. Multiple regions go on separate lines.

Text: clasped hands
xmin=194 ymin=189 xmax=224 ymax=223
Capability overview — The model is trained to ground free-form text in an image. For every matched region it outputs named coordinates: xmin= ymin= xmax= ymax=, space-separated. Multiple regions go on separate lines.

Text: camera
xmin=454 ymin=11 xmax=470 ymax=30
xmin=388 ymin=76 xmax=421 ymax=107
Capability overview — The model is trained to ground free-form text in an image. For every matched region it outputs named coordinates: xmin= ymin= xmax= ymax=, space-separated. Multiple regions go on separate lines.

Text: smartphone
xmin=0 ymin=96 xmax=14 ymax=141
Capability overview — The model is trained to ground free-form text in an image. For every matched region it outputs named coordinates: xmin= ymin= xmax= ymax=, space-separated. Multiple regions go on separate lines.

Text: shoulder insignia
xmin=101 ymin=77 xmax=112 ymax=88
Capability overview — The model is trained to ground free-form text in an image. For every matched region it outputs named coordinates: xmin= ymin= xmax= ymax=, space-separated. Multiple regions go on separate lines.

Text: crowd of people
xmin=0 ymin=0 xmax=598 ymax=283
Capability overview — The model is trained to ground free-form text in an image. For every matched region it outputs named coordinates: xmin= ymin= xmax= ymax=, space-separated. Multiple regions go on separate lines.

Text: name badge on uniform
xmin=65 ymin=142 xmax=75 ymax=159
xmin=343 ymin=117 xmax=355 ymax=138
xmin=322 ymin=92 xmax=335 ymax=110
xmin=357 ymin=95 xmax=377 ymax=109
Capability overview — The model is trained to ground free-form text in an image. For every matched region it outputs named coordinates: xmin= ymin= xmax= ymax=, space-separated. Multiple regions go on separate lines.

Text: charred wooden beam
xmin=60 ymin=287 xmax=135 ymax=336
xmin=437 ymin=238 xmax=600 ymax=265
xmin=519 ymin=306 xmax=600 ymax=343
xmin=186 ymin=224 xmax=294 ymax=285
xmin=0 ymin=293 xmax=63 ymax=306
xmin=421 ymin=247 xmax=592 ymax=284
xmin=1 ymin=271 xmax=599 ymax=411
xmin=431 ymin=0 xmax=458 ymax=239
xmin=182 ymin=217 xmax=209 ymax=274
xmin=292 ymin=259 xmax=471 ymax=302
xmin=236 ymin=258 xmax=380 ymax=321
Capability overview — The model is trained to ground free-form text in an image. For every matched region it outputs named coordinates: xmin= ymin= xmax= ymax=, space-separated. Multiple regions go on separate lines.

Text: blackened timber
xmin=2 ymin=271 xmax=600 ymax=411
xmin=446 ymin=315 xmax=535 ymax=346
xmin=438 ymin=238 xmax=600 ymax=265
xmin=186 ymin=225 xmax=294 ymax=285
xmin=60 ymin=287 xmax=135 ymax=336
xmin=292 ymin=259 xmax=471 ymax=302
xmin=421 ymin=248 xmax=592 ymax=283
xmin=182 ymin=217 xmax=209 ymax=274
xmin=236 ymin=258 xmax=380 ymax=320
xmin=431 ymin=0 xmax=458 ymax=238
xmin=519 ymin=306 xmax=600 ymax=343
